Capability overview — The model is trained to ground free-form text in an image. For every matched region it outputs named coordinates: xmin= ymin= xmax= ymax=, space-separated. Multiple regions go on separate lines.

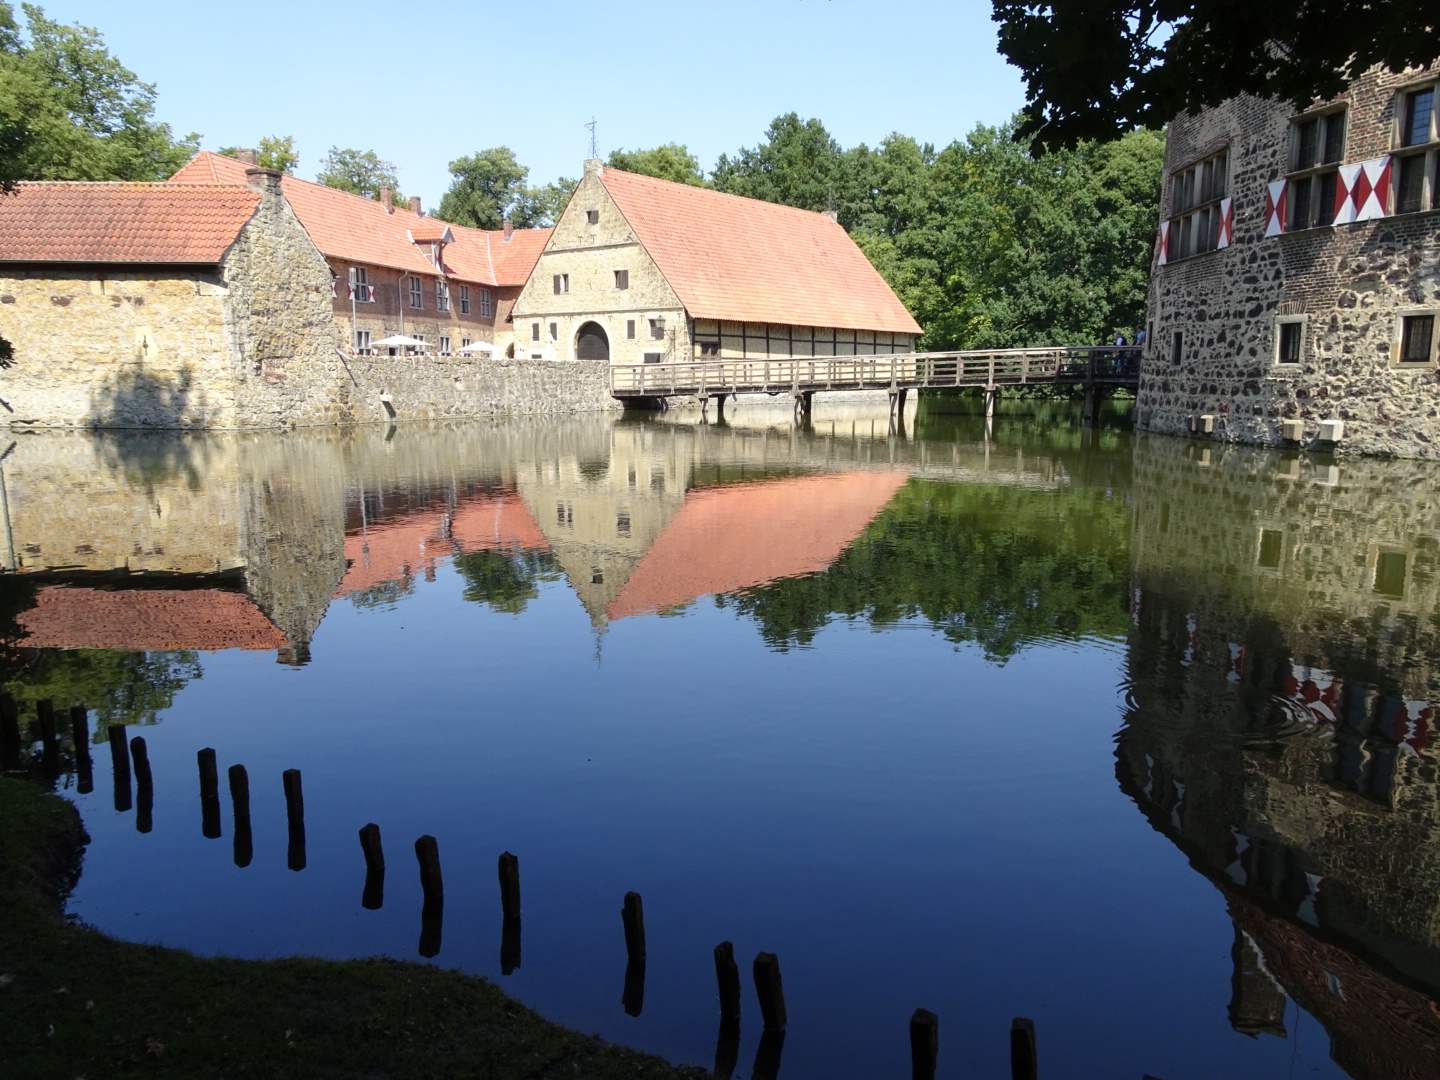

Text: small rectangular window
xmin=1397 ymin=154 xmax=1428 ymax=214
xmin=461 ymin=337 xmax=471 ymax=348
xmin=1258 ymin=529 xmax=1283 ymax=568
xmin=409 ymin=277 xmax=423 ymax=308
xmin=459 ymin=285 xmax=470 ymax=314
xmin=1403 ymin=88 xmax=1435 ymax=148
xmin=1171 ymin=330 xmax=1183 ymax=365
xmin=532 ymin=323 xmax=540 ymax=342
xmin=649 ymin=318 xmax=664 ymax=340
xmin=586 ymin=209 xmax=599 ymax=225
xmin=1375 ymin=552 xmax=1408 ymax=596
xmin=1278 ymin=321 xmax=1303 ymax=363
xmin=354 ymin=329 xmax=370 ymax=354
xmin=626 ymin=320 xmax=636 ymax=340
xmin=643 ymin=352 xmax=662 ymax=364
xmin=351 ymin=266 xmax=371 ymax=302
xmin=1400 ymin=314 xmax=1435 ymax=363
xmin=549 ymin=322 xmax=558 ymax=341
xmin=614 ymin=269 xmax=629 ymax=289
xmin=553 ymin=273 xmax=569 ymax=294
xmin=479 ymin=288 xmax=492 ymax=318
xmin=699 ymin=341 xmax=720 ymax=357
xmin=439 ymin=335 xmax=452 ymax=355
xmin=436 ymin=280 xmax=450 ymax=312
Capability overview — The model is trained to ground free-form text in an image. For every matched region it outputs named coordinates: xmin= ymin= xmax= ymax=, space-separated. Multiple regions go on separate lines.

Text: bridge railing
xmin=609 ymin=346 xmax=1138 ymax=396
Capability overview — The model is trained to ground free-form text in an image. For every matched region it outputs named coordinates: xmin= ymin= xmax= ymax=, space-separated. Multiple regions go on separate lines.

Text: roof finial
xmin=586 ymin=117 xmax=598 ymax=161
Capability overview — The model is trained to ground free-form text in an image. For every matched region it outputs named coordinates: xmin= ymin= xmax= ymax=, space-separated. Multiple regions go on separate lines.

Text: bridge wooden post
xmin=792 ymin=390 xmax=813 ymax=421
xmin=888 ymin=387 xmax=907 ymax=415
xmin=985 ymin=387 xmax=997 ymax=418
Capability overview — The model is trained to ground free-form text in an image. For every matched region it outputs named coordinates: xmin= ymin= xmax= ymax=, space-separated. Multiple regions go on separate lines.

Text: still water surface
xmin=4 ymin=400 xmax=1437 ymax=1079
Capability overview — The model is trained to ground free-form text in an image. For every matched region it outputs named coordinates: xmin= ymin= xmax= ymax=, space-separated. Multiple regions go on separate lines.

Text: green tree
xmin=607 ymin=143 xmax=707 ymax=186
xmin=218 ymin=135 xmax=298 ymax=174
xmin=992 ymin=0 xmax=1438 ymax=149
xmin=510 ymin=176 xmax=576 ymax=228
xmin=316 ymin=146 xmax=401 ymax=201
xmin=712 ymin=113 xmax=874 ymax=226
xmin=435 ymin=147 xmax=529 ymax=228
xmin=0 ymin=1 xmax=199 ymax=188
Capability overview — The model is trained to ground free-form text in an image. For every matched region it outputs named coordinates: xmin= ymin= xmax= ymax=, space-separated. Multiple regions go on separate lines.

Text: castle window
xmin=409 ymin=277 xmax=423 ymax=308
xmin=436 ymin=279 xmax=450 ymax=312
xmin=1170 ymin=330 xmax=1183 ymax=365
xmin=549 ymin=322 xmax=558 ymax=341
xmin=614 ymin=269 xmax=629 ymax=290
xmin=1277 ymin=320 xmax=1304 ymax=364
xmin=626 ymin=320 xmax=636 ymax=339
xmin=699 ymin=341 xmax=720 ymax=357
xmin=459 ymin=285 xmax=470 ymax=314
xmin=1166 ymin=150 xmax=1228 ymax=259
xmin=478 ymin=288 xmax=492 ymax=318
xmin=649 ymin=318 xmax=665 ymax=340
xmin=439 ymin=335 xmax=452 ymax=355
xmin=532 ymin=322 xmax=540 ymax=341
xmin=1395 ymin=86 xmax=1437 ymax=214
xmin=1399 ymin=313 xmax=1436 ymax=364
xmin=350 ymin=266 xmax=372 ymax=302
xmin=553 ymin=273 xmax=569 ymax=294
xmin=1287 ymin=108 xmax=1346 ymax=230
xmin=586 ymin=209 xmax=599 ymax=224
xmin=354 ymin=329 xmax=371 ymax=354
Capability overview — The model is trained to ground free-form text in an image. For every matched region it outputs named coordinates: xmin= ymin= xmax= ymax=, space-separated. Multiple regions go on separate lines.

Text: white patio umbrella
xmin=370 ymin=334 xmax=430 ymax=349
xmin=455 ymin=340 xmax=494 ymax=353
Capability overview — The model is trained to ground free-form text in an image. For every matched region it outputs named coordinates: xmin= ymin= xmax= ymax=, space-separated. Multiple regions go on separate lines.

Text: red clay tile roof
xmin=17 ymin=586 xmax=288 ymax=652
xmin=170 ymin=152 xmax=550 ymax=286
xmin=598 ymin=168 xmax=922 ymax=335
xmin=606 ymin=471 xmax=908 ymax=621
xmin=0 ymin=182 xmax=260 ymax=264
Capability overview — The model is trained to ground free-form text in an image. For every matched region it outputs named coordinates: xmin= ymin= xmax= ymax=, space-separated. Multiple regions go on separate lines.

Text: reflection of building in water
xmin=1120 ymin=438 xmax=1440 ymax=1078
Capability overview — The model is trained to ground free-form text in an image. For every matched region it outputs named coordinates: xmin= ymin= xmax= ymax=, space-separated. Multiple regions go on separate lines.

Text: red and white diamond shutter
xmin=1334 ymin=157 xmax=1392 ymax=224
xmin=1216 ymin=197 xmax=1234 ymax=248
xmin=1264 ymin=180 xmax=1287 ymax=236
xmin=1157 ymin=219 xmax=1170 ymax=265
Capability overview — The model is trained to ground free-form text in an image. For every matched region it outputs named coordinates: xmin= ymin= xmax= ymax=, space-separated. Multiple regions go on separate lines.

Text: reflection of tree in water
xmin=4 ymin=649 xmax=200 ymax=731
xmin=454 ymin=549 xmax=563 ymax=615
xmin=344 ymin=578 xmax=416 ymax=611
xmin=718 ymin=479 xmax=1131 ymax=660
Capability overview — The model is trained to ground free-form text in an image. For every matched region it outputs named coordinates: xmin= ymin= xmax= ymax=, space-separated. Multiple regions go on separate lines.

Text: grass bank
xmin=0 ymin=777 xmax=704 ymax=1079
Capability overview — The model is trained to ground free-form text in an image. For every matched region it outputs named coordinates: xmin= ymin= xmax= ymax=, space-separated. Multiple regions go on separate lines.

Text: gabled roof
xmin=597 ymin=168 xmax=922 ymax=335
xmin=17 ymin=585 xmax=288 ymax=652
xmin=170 ymin=151 xmax=551 ymax=287
xmin=0 ymin=182 xmax=261 ymax=264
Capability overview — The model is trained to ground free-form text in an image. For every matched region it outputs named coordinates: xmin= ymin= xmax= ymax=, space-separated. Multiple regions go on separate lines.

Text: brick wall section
xmin=1141 ymin=64 xmax=1440 ymax=458
xmin=326 ymin=259 xmax=505 ymax=352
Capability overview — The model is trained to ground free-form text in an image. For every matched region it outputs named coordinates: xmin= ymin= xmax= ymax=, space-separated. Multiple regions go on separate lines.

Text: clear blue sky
xmin=38 ymin=0 xmax=1027 ymax=203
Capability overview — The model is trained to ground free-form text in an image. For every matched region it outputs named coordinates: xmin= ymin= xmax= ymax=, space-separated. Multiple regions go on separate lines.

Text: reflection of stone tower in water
xmin=1120 ymin=439 xmax=1440 ymax=1077
xmin=237 ymin=438 xmax=347 ymax=666
xmin=514 ymin=418 xmax=689 ymax=628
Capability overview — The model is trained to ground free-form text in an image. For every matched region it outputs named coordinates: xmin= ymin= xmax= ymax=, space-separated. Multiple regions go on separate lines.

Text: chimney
xmin=503 ymin=218 xmax=513 ymax=241
xmin=822 ymin=209 xmax=839 ymax=224
xmin=244 ymin=167 xmax=284 ymax=199
xmin=379 ymin=185 xmax=393 ymax=213
xmin=409 ymin=195 xmax=422 ymax=216
xmin=584 ymin=158 xmax=603 ymax=179
xmin=236 ymin=148 xmax=258 ymax=166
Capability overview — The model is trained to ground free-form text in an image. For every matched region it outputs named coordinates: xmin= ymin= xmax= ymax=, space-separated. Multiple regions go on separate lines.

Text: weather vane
xmin=587 ymin=118 xmax=598 ymax=160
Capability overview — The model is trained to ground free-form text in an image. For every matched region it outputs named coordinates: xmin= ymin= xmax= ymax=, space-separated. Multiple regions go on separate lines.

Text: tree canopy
xmin=0 ymin=1 xmax=199 ymax=189
xmin=607 ymin=143 xmax=707 ymax=186
xmin=219 ymin=135 xmax=298 ymax=174
xmin=992 ymin=0 xmax=1440 ymax=149
xmin=434 ymin=147 xmax=576 ymax=228
xmin=316 ymin=146 xmax=402 ymax=201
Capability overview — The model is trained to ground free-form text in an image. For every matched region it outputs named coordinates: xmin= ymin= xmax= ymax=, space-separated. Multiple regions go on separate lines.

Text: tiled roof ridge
xmin=14 ymin=179 xmax=253 ymax=190
xmin=599 ymin=166 xmax=836 ymax=222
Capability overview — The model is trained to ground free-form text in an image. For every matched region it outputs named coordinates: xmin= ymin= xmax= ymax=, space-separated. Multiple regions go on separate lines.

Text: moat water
xmin=4 ymin=398 xmax=1438 ymax=1080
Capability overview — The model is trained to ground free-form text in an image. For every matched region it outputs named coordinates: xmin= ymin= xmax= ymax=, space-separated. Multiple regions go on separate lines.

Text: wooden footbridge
xmin=609 ymin=346 xmax=1140 ymax=417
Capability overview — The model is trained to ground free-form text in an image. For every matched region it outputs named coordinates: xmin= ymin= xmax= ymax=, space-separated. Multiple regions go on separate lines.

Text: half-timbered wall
xmin=690 ymin=318 xmax=913 ymax=359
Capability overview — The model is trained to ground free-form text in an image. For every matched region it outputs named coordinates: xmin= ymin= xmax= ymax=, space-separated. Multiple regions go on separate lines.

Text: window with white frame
xmin=1275 ymin=317 xmax=1305 ymax=364
xmin=354 ymin=329 xmax=371 ymax=354
xmin=461 ymin=337 xmax=471 ymax=349
xmin=553 ymin=273 xmax=569 ymax=294
xmin=1288 ymin=108 xmax=1347 ymax=230
xmin=439 ymin=335 xmax=452 ymax=355
xmin=1166 ymin=150 xmax=1228 ymax=260
xmin=1398 ymin=313 xmax=1437 ymax=365
xmin=459 ymin=285 xmax=470 ymax=314
xmin=409 ymin=277 xmax=423 ymax=308
xmin=1395 ymin=84 xmax=1437 ymax=215
xmin=437 ymin=280 xmax=450 ymax=312
xmin=350 ymin=266 xmax=372 ymax=302
xmin=649 ymin=318 xmax=665 ymax=340
xmin=479 ymin=288 xmax=492 ymax=317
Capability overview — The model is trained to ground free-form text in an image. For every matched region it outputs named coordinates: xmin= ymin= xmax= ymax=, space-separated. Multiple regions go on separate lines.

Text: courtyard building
xmin=1140 ymin=61 xmax=1440 ymax=458
xmin=510 ymin=160 xmax=920 ymax=366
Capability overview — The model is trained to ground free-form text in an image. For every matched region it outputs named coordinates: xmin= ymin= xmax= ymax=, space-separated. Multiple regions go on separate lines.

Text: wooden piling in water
xmin=130 ymin=736 xmax=153 ymax=833
xmin=419 ymin=897 xmax=443 ymax=958
xmin=37 ymin=699 xmax=58 ymax=780
xmin=414 ymin=835 xmax=442 ymax=901
xmin=500 ymin=915 xmax=521 ymax=975
xmin=909 ymin=1008 xmax=938 ymax=1080
xmin=283 ymin=769 xmax=305 ymax=871
xmin=69 ymin=706 xmax=92 ymax=794
xmin=753 ymin=952 xmax=787 ymax=1031
xmin=621 ymin=959 xmax=646 ymax=1017
xmin=359 ymin=822 xmax=384 ymax=909
xmin=198 ymin=748 xmax=222 ymax=838
xmin=621 ymin=891 xmax=645 ymax=964
xmin=228 ymin=764 xmax=252 ymax=868
xmin=714 ymin=941 xmax=741 ymax=1023
xmin=108 ymin=725 xmax=131 ymax=811
xmin=751 ymin=1028 xmax=786 ymax=1080
xmin=0 ymin=691 xmax=20 ymax=771
xmin=713 ymin=1016 xmax=740 ymax=1080
xmin=498 ymin=851 xmax=520 ymax=919
xmin=1010 ymin=1016 xmax=1037 ymax=1080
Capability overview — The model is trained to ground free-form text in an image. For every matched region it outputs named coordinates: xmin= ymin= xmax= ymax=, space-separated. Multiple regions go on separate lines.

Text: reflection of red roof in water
xmin=607 ymin=471 xmax=907 ymax=622
xmin=336 ymin=494 xmax=548 ymax=597
xmin=18 ymin=587 xmax=287 ymax=651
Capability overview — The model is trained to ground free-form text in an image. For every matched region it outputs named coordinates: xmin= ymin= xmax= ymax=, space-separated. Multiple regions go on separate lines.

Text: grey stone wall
xmin=1140 ymin=66 xmax=1440 ymax=459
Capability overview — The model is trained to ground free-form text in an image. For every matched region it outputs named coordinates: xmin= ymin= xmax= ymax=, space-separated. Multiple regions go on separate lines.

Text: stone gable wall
xmin=512 ymin=164 xmax=690 ymax=364
xmin=1141 ymin=65 xmax=1440 ymax=459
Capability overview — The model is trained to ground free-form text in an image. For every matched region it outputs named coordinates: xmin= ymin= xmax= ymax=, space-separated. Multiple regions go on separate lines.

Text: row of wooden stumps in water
xmin=3 ymin=698 xmax=1050 ymax=1080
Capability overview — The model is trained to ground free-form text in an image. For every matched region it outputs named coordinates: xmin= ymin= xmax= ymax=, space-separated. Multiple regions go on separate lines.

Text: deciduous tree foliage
xmin=607 ymin=143 xmax=707 ymax=186
xmin=316 ymin=146 xmax=402 ymax=201
xmin=0 ymin=1 xmax=199 ymax=189
xmin=434 ymin=147 xmax=575 ymax=228
xmin=992 ymin=0 xmax=1440 ymax=149
xmin=219 ymin=135 xmax=299 ymax=174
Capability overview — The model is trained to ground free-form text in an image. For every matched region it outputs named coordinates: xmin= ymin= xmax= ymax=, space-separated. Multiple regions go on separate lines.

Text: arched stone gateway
xmin=576 ymin=322 xmax=609 ymax=362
